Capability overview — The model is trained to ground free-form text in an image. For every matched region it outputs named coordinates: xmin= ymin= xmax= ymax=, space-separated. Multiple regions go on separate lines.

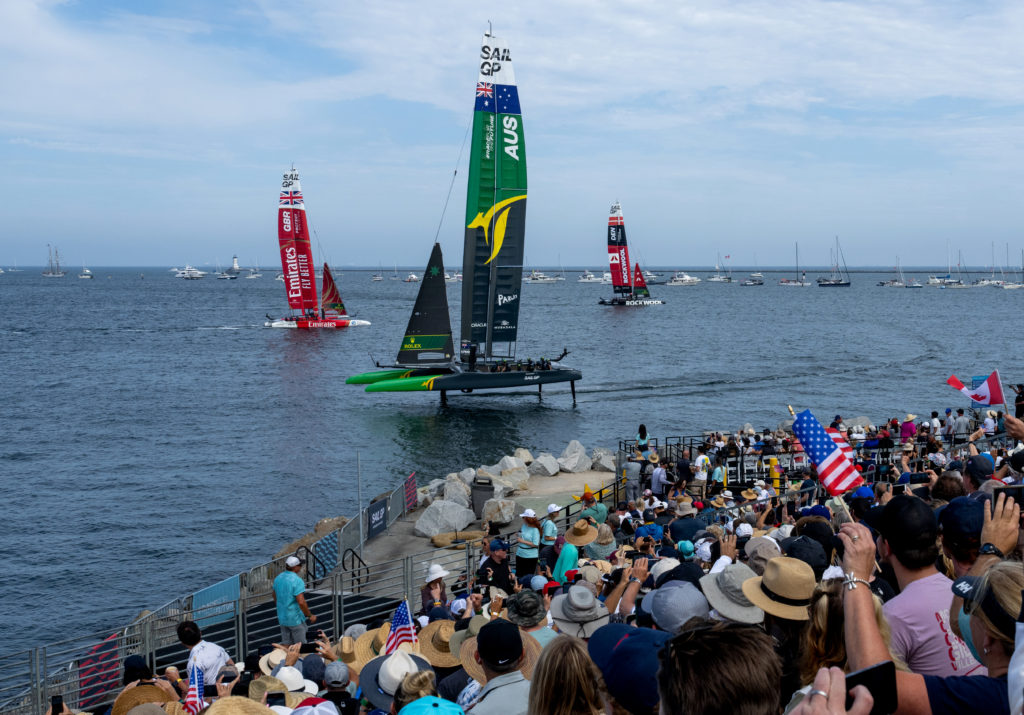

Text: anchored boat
xmin=347 ymin=31 xmax=581 ymax=401
xmin=265 ymin=168 xmax=369 ymax=329
xmin=598 ymin=202 xmax=664 ymax=306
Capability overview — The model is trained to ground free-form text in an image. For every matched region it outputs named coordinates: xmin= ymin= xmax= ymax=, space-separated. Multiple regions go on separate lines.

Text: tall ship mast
xmin=347 ymin=30 xmax=581 ymax=401
xmin=42 ymin=244 xmax=66 ymax=278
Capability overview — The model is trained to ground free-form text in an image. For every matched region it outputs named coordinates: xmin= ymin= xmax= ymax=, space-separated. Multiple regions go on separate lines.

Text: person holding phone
xmin=839 ymin=510 xmax=1022 ymax=715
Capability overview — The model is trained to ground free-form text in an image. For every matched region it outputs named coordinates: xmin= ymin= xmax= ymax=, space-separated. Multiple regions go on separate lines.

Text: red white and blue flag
xmin=384 ymin=600 xmax=417 ymax=654
xmin=183 ymin=666 xmax=206 ymax=715
xmin=825 ymin=428 xmax=854 ymax=460
xmin=792 ymin=409 xmax=863 ymax=496
xmin=476 ymin=82 xmax=493 ymax=98
xmin=947 ymin=370 xmax=1005 ymax=406
xmin=279 ymin=190 xmax=304 ymax=207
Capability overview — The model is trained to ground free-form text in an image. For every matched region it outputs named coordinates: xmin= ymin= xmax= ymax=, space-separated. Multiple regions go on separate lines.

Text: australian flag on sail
xmin=475 ymin=83 xmax=520 ymax=114
xmin=791 ymin=409 xmax=863 ymax=496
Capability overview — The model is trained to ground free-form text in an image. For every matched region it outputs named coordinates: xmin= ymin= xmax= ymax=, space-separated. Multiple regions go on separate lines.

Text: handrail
xmin=341 ymin=549 xmax=369 ymax=591
xmin=294 ymin=545 xmax=331 ymax=585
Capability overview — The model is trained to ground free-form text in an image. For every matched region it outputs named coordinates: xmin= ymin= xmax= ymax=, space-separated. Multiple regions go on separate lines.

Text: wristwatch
xmin=979 ymin=543 xmax=1005 ymax=559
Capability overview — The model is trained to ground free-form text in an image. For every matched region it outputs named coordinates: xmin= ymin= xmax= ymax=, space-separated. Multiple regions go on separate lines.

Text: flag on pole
xmin=183 ymin=666 xmax=206 ymax=715
xmin=825 ymin=428 xmax=854 ymax=460
xmin=791 ymin=409 xmax=863 ymax=496
xmin=383 ymin=600 xmax=417 ymax=654
xmin=947 ymin=370 xmax=1005 ymax=406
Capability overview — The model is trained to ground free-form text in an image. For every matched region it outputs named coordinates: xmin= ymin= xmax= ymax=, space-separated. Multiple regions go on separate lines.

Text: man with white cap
xmin=274 ymin=555 xmax=316 ymax=644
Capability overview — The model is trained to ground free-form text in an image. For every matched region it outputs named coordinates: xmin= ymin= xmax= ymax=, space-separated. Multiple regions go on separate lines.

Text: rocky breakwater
xmin=413 ymin=441 xmax=619 ymax=538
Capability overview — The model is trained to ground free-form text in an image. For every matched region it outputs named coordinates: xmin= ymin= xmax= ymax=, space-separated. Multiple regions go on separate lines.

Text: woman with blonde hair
xmin=583 ymin=524 xmax=616 ymax=561
xmin=785 ymin=579 xmax=895 ymax=711
xmin=527 ymin=635 xmax=606 ymax=715
xmin=392 ymin=670 xmax=437 ymax=713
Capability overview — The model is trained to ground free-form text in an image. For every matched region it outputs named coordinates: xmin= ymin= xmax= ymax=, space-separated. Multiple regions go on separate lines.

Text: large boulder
xmin=487 ymin=455 xmax=526 ymax=475
xmin=528 ymin=453 xmax=560 ymax=477
xmin=558 ymin=440 xmax=592 ymax=473
xmin=427 ymin=478 xmax=448 ymax=499
xmin=482 ymin=498 xmax=518 ymax=526
xmin=513 ymin=448 xmax=534 ymax=465
xmin=477 ymin=464 xmax=501 ymax=479
xmin=413 ymin=500 xmax=476 ymax=538
xmin=443 ymin=476 xmax=471 ymax=508
xmin=500 ymin=467 xmax=530 ymax=489
xmin=457 ymin=467 xmax=477 ymax=486
xmin=591 ymin=452 xmax=616 ymax=472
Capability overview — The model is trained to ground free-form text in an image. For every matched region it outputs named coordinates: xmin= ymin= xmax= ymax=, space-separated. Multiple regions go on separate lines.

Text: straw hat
xmin=258 ymin=648 xmax=287 ymax=676
xmin=648 ymin=452 xmax=660 ymax=464
xmin=459 ymin=628 xmax=542 ymax=685
xmin=741 ymin=489 xmax=758 ymax=501
xmin=448 ymin=614 xmax=488 ymax=655
xmin=674 ymin=494 xmax=693 ymax=504
xmin=248 ymin=676 xmax=304 ymax=709
xmin=904 ymin=414 xmax=917 ymax=423
xmin=112 ymin=683 xmax=175 ymax=715
xmin=741 ymin=556 xmax=815 ymax=621
xmin=207 ymin=697 xmax=276 ymax=715
xmin=710 ymin=496 xmax=725 ymax=509
xmin=353 ymin=622 xmax=417 ymax=671
xmin=987 ymin=410 xmax=998 ymax=419
xmin=417 ymin=619 xmax=460 ymax=668
xmin=564 ymin=519 xmax=598 ymax=547
xmin=332 ymin=636 xmax=360 ymax=674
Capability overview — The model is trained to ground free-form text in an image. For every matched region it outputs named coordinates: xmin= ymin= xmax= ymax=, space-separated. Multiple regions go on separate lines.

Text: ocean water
xmin=1 ymin=266 xmax=1019 ymax=646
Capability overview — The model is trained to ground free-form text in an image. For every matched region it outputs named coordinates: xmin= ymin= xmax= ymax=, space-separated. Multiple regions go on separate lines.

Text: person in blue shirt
xmin=272 ymin=555 xmax=315 ymax=644
xmin=633 ymin=509 xmax=664 ymax=543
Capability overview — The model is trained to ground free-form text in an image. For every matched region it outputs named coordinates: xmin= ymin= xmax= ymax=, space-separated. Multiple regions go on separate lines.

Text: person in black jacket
xmin=477 ymin=539 xmax=515 ymax=594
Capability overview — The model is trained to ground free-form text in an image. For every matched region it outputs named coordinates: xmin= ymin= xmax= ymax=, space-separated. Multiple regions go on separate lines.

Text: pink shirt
xmin=900 ymin=420 xmax=917 ymax=443
xmin=883 ymin=571 xmax=984 ymax=677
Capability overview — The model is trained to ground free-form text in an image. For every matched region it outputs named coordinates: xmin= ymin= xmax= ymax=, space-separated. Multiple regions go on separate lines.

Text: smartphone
xmin=50 ymin=695 xmax=63 ymax=715
xmin=786 ymin=501 xmax=797 ymax=517
xmin=538 ymin=558 xmax=547 ymax=568
xmin=266 ymin=692 xmax=287 ymax=708
xmin=993 ymin=485 xmax=1024 ymax=511
xmin=891 ymin=484 xmax=907 ymax=495
xmin=299 ymin=641 xmax=320 ymax=653
xmin=844 ymin=660 xmax=896 ymax=715
xmin=217 ymin=667 xmax=238 ymax=681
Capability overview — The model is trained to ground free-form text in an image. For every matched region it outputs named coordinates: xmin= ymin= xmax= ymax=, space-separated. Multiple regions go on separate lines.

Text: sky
xmin=2 ymin=0 xmax=1024 ymax=269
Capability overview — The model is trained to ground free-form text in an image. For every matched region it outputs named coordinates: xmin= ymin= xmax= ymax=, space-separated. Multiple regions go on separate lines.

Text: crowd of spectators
xmin=84 ymin=408 xmax=1024 ymax=715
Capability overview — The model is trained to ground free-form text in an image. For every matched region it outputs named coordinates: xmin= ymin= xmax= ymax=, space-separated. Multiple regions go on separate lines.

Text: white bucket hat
xmin=425 ymin=563 xmax=450 ymax=583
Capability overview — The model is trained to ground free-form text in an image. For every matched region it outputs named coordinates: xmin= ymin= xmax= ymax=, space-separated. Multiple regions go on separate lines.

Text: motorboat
xmin=78 ymin=266 xmax=93 ymax=279
xmin=403 ymin=272 xmax=421 ymax=283
xmin=176 ymin=265 xmax=207 ymax=279
xmin=577 ymin=269 xmax=603 ymax=283
xmin=523 ymin=270 xmax=559 ymax=283
xmin=666 ymin=271 xmax=701 ymax=286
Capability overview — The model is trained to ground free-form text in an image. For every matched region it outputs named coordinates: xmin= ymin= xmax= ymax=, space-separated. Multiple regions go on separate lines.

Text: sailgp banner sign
xmin=366 ymin=498 xmax=388 ymax=540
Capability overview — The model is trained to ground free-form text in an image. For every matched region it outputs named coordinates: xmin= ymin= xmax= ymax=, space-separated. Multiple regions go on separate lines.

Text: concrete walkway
xmin=358 ymin=469 xmax=619 ymax=566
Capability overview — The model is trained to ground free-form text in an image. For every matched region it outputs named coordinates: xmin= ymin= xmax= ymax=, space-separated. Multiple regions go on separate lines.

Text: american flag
xmin=792 ymin=409 xmax=863 ymax=496
xmin=825 ymin=428 xmax=854 ymax=460
xmin=383 ymin=600 xmax=417 ymax=654
xmin=183 ymin=665 xmax=205 ymax=715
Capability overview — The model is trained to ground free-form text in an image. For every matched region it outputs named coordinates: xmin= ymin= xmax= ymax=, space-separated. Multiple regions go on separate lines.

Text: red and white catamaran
xmin=265 ymin=168 xmax=370 ymax=329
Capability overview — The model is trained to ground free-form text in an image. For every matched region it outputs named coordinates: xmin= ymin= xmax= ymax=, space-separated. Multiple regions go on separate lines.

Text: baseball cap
xmin=323 ymin=662 xmax=349 ymax=688
xmin=965 ymin=454 xmax=995 ymax=483
xmin=784 ymin=536 xmax=828 ymax=581
xmin=807 ymin=505 xmax=831 ymax=520
xmin=588 ymin=624 xmax=670 ymax=715
xmin=677 ymin=540 xmax=695 ymax=559
xmin=489 ymin=539 xmax=509 ymax=552
xmin=938 ymin=497 xmax=984 ymax=548
xmin=476 ymin=619 xmax=523 ymax=669
xmin=285 ymin=556 xmax=301 ymax=568
xmin=547 ymin=503 xmax=561 ymax=514
xmin=529 ymin=575 xmax=548 ymax=592
xmin=951 ymin=575 xmax=1015 ymax=640
xmin=617 ymin=501 xmax=629 ymax=511
xmin=642 ymin=508 xmax=656 ymax=522
xmin=852 ymin=485 xmax=874 ymax=500
xmin=519 ymin=508 xmax=537 ymax=519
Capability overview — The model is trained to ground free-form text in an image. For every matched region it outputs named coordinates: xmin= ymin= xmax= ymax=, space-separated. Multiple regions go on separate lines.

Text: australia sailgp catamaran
xmin=265 ymin=168 xmax=369 ymax=329
xmin=599 ymin=202 xmax=664 ymax=306
xmin=347 ymin=30 xmax=581 ymax=401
